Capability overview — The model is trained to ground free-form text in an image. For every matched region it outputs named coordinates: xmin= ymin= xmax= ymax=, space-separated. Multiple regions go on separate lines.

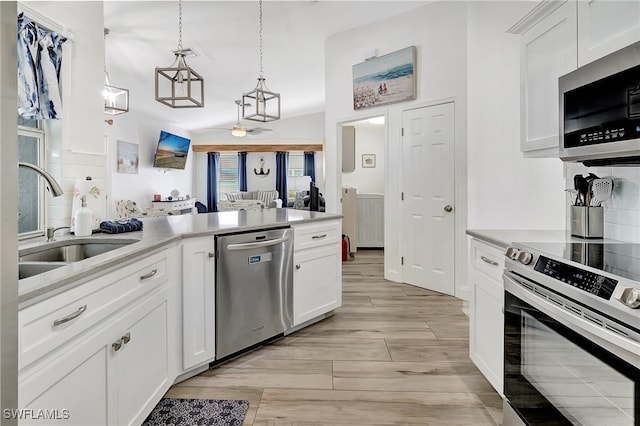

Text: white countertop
xmin=465 ymin=229 xmax=602 ymax=250
xmin=19 ymin=209 xmax=341 ymax=306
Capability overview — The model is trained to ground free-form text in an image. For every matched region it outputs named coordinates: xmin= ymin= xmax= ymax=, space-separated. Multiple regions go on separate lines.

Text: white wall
xmin=106 ymin=111 xmax=193 ymax=217
xmin=191 ymin=112 xmax=325 ymax=206
xmin=1 ymin=1 xmax=19 ymax=416
xmin=341 ymin=124 xmax=385 ymax=194
xmin=325 ymin=1 xmax=468 ymax=295
xmin=467 ymin=1 xmax=566 ymax=231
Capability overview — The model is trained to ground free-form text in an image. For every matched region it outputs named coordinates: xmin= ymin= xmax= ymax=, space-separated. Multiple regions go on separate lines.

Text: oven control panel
xmin=534 ymin=256 xmax=618 ymax=300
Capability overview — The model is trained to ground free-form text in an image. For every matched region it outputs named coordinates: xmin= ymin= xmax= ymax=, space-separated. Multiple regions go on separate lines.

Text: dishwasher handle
xmin=226 ymin=236 xmax=290 ymax=251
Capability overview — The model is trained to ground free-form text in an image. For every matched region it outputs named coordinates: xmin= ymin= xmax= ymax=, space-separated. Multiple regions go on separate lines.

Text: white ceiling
xmin=103 ymin=1 xmax=430 ymax=132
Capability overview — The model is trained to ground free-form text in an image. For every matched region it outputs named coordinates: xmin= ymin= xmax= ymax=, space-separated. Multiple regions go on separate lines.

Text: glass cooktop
xmin=516 ymin=242 xmax=640 ymax=283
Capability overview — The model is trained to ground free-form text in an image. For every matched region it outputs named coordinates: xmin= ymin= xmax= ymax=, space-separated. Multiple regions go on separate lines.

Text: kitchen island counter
xmin=19 ymin=209 xmax=341 ymax=306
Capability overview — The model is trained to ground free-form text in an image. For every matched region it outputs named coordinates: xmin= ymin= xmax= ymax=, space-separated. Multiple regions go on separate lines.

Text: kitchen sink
xmin=18 ymin=238 xmax=139 ymax=278
xmin=18 ymin=262 xmax=67 ymax=279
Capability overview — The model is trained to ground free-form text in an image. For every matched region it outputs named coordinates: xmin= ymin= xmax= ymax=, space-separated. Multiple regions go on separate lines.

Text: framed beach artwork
xmin=116 ymin=140 xmax=139 ymax=174
xmin=353 ymin=46 xmax=416 ymax=111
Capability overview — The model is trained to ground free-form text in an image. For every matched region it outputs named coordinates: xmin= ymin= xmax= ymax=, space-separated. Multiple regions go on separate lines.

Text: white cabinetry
xmin=511 ymin=1 xmax=577 ymax=156
xmin=18 ymin=247 xmax=176 ymax=426
xmin=469 ymin=238 xmax=505 ymax=395
xmin=512 ymin=0 xmax=640 ymax=157
xmin=292 ymin=221 xmax=342 ymax=326
xmin=577 ymin=0 xmax=640 ymax=66
xmin=181 ymin=237 xmax=215 ymax=371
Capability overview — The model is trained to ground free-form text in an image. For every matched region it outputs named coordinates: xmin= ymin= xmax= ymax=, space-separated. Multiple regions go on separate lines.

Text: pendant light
xmin=155 ymin=0 xmax=204 ymax=108
xmin=242 ymin=0 xmax=280 ymax=122
xmin=103 ymin=28 xmax=129 ymax=115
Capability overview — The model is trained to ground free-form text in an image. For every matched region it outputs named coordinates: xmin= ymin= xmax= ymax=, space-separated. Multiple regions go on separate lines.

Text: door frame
xmin=335 ymin=111 xmax=390 ymax=254
xmin=334 ymin=95 xmax=468 ymax=301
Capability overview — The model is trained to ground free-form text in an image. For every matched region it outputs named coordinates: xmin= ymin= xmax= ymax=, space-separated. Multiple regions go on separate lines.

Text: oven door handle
xmin=503 ymin=272 xmax=640 ymax=366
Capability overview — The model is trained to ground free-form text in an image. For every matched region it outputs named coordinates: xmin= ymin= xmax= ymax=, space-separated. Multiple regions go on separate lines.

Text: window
xmin=219 ymin=153 xmax=239 ymax=195
xmin=288 ymin=152 xmax=304 ymax=176
xmin=18 ymin=116 xmax=45 ymax=235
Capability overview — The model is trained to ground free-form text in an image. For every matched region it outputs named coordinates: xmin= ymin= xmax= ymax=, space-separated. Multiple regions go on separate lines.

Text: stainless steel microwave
xmin=559 ymin=41 xmax=640 ymax=166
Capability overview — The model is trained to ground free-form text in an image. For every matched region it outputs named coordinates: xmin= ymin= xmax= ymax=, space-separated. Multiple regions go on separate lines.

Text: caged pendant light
xmin=242 ymin=0 xmax=280 ymax=122
xmin=155 ymin=0 xmax=204 ymax=108
xmin=103 ymin=28 xmax=129 ymax=115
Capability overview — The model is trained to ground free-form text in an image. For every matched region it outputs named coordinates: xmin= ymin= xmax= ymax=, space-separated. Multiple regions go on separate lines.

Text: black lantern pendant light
xmin=155 ymin=0 xmax=204 ymax=108
xmin=242 ymin=0 xmax=280 ymax=122
xmin=103 ymin=28 xmax=129 ymax=115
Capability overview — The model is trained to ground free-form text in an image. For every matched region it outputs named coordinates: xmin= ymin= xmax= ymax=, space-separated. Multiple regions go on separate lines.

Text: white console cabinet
xmin=469 ymin=238 xmax=505 ymax=395
xmin=181 ymin=236 xmax=216 ymax=372
xmin=292 ymin=220 xmax=342 ymax=326
xmin=18 ymin=247 xmax=177 ymax=426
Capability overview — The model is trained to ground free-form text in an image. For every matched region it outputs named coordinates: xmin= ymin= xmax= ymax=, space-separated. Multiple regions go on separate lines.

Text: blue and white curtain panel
xmin=17 ymin=13 xmax=68 ymax=120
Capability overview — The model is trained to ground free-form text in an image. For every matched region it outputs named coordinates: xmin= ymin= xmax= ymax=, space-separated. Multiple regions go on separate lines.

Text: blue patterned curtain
xmin=238 ymin=152 xmax=248 ymax=192
xmin=17 ymin=13 xmax=68 ymax=119
xmin=275 ymin=152 xmax=289 ymax=205
xmin=207 ymin=152 xmax=220 ymax=212
xmin=303 ymin=151 xmax=316 ymax=183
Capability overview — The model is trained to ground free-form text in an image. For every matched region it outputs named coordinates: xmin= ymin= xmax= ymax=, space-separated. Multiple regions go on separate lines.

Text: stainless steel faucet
xmin=45 ymin=226 xmax=70 ymax=242
xmin=18 ymin=162 xmax=64 ymax=197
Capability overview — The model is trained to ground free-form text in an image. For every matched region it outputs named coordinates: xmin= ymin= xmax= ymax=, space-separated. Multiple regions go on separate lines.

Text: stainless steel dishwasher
xmin=215 ymin=227 xmax=293 ymax=360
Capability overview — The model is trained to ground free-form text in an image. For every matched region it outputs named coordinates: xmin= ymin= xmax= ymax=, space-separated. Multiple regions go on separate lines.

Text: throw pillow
xmin=257 ymin=190 xmax=276 ymax=206
xmin=226 ymin=192 xmax=242 ymax=201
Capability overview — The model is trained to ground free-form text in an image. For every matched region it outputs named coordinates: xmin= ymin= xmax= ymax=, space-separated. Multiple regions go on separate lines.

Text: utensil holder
xmin=570 ymin=206 xmax=603 ymax=238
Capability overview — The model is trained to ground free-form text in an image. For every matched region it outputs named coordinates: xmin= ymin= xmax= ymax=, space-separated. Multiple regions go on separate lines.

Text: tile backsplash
xmin=565 ymin=163 xmax=640 ymax=243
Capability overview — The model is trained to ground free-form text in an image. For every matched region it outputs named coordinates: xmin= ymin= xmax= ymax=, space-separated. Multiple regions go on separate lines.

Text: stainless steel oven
xmin=502 ymin=242 xmax=640 ymax=426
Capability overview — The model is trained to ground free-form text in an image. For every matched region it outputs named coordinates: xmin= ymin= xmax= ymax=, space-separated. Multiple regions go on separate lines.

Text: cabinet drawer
xmin=293 ymin=220 xmax=341 ymax=251
xmin=470 ymin=239 xmax=505 ymax=281
xmin=19 ymin=249 xmax=170 ymax=370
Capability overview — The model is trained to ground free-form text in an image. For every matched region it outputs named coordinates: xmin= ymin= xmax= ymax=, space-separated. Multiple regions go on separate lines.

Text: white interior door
xmin=402 ymin=102 xmax=455 ymax=295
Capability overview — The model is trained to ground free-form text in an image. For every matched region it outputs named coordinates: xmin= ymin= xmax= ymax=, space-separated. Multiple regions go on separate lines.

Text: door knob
xmin=444 ymin=205 xmax=453 ymax=213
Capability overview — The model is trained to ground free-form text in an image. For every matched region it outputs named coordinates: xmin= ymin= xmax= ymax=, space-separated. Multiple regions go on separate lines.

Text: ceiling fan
xmin=209 ymin=100 xmax=273 ymax=137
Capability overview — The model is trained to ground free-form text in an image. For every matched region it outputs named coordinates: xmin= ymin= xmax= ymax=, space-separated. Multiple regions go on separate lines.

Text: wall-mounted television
xmin=152 ymin=130 xmax=191 ymax=170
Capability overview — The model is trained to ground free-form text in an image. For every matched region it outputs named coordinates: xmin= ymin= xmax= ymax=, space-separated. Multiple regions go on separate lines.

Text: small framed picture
xmin=362 ymin=154 xmax=376 ymax=168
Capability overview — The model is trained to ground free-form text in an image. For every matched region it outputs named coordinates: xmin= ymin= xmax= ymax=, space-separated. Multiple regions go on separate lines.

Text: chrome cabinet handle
xmin=112 ymin=339 xmax=122 ymax=352
xmin=140 ymin=269 xmax=157 ymax=280
xmin=295 ymin=264 xmax=301 ymax=270
xmin=227 ymin=236 xmax=289 ymax=251
xmin=122 ymin=332 xmax=131 ymax=344
xmin=480 ymin=256 xmax=498 ymax=266
xmin=312 ymin=234 xmax=327 ymax=239
xmin=53 ymin=305 xmax=87 ymax=327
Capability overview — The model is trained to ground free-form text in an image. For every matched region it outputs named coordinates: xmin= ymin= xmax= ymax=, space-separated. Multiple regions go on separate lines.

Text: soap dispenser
xmin=74 ymin=195 xmax=93 ymax=237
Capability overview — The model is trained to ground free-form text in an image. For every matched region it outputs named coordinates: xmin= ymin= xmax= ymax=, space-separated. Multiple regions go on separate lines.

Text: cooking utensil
xmin=575 ymin=175 xmax=590 ymax=206
xmin=590 ymin=178 xmax=614 ymax=206
xmin=565 ymin=188 xmax=579 ymax=206
xmin=573 ymin=174 xmax=584 ymax=205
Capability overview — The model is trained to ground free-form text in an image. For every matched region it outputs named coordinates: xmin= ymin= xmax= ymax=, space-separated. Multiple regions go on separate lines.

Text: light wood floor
xmin=166 ymin=250 xmax=503 ymax=425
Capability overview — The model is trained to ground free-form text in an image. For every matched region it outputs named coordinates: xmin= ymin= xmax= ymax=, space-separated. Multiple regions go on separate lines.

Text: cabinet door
xmin=293 ymin=245 xmax=342 ymax=326
xmin=342 ymin=125 xmax=356 ymax=172
xmin=19 ymin=326 xmax=114 ymax=426
xmin=469 ymin=269 xmax=504 ymax=395
xmin=578 ymin=0 xmax=640 ymax=66
xmin=181 ymin=237 xmax=216 ymax=371
xmin=116 ymin=290 xmax=171 ymax=426
xmin=521 ymin=2 xmax=577 ymax=155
